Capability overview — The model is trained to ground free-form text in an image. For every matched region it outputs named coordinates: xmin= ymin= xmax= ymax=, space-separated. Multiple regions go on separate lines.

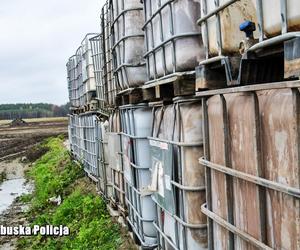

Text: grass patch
xmin=17 ymin=137 xmax=122 ymax=250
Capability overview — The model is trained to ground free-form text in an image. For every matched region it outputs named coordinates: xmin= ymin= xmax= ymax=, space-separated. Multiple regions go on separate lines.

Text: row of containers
xmin=67 ymin=0 xmax=300 ymax=249
xmin=67 ymin=0 xmax=300 ymax=110
xmin=68 ymin=85 xmax=300 ymax=250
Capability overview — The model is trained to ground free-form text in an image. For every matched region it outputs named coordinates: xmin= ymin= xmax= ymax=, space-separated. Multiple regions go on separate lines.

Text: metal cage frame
xmin=142 ymin=0 xmax=201 ymax=84
xmin=110 ymin=0 xmax=145 ymax=90
xmin=148 ymin=98 xmax=207 ymax=250
xmin=196 ymin=80 xmax=300 ymax=250
xmin=119 ymin=104 xmax=158 ymax=249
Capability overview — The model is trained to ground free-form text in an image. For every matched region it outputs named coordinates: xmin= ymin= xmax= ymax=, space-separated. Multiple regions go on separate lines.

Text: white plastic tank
xmin=120 ymin=104 xmax=157 ymax=246
xmin=251 ymin=0 xmax=300 ymax=37
xmin=200 ymin=0 xmax=257 ymax=55
xmin=144 ymin=0 xmax=205 ymax=80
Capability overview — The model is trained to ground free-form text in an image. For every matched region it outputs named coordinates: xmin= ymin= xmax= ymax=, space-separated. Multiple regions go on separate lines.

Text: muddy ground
xmin=0 ymin=118 xmax=68 ymax=249
xmin=0 ymin=118 xmax=68 ymax=161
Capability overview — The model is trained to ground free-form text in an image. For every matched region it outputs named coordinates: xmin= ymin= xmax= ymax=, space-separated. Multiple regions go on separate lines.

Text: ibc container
xmin=75 ymin=47 xmax=86 ymax=107
xmin=199 ymin=0 xmax=257 ymax=56
xmin=81 ymin=34 xmax=98 ymax=106
xmin=198 ymin=82 xmax=300 ymax=249
xmin=90 ymin=33 xmax=106 ymax=109
xmin=111 ymin=0 xmax=147 ymax=89
xmin=251 ymin=0 xmax=300 ymax=38
xmin=149 ymin=98 xmax=207 ymax=250
xmin=80 ymin=115 xmax=99 ymax=178
xmin=71 ymin=115 xmax=84 ymax=161
xmin=107 ymin=109 xmax=127 ymax=214
xmin=66 ymin=56 xmax=78 ymax=107
xmin=143 ymin=0 xmax=204 ymax=81
xmin=103 ymin=1 xmax=118 ymax=107
xmin=120 ymin=104 xmax=157 ymax=248
xmin=68 ymin=114 xmax=110 ymax=197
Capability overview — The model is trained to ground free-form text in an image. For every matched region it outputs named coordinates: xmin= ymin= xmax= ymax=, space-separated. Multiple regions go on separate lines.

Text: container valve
xmin=239 ymin=21 xmax=258 ymax=55
xmin=240 ymin=21 xmax=256 ymax=39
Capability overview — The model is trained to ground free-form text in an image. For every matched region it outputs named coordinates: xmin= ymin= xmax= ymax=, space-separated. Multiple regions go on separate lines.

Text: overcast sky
xmin=0 ymin=0 xmax=105 ymax=105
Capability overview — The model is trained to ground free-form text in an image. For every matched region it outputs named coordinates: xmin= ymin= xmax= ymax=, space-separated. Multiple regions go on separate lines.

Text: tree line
xmin=0 ymin=103 xmax=70 ymax=120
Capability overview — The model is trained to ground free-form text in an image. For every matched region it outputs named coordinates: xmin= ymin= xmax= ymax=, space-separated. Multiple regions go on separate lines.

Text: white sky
xmin=0 ymin=0 xmax=105 ymax=105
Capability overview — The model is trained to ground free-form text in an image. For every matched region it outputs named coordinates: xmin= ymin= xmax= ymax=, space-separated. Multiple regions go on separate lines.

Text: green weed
xmin=17 ymin=137 xmax=122 ymax=250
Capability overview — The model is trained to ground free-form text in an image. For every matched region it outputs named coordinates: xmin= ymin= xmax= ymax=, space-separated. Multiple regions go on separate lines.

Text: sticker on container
xmin=149 ymin=140 xmax=168 ymax=150
xmin=164 ymin=175 xmax=171 ymax=191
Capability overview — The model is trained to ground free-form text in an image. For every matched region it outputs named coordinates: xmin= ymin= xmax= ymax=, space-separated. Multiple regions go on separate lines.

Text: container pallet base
xmin=142 ymin=71 xmax=196 ymax=102
xmin=196 ymin=35 xmax=300 ymax=91
xmin=107 ymin=203 xmax=120 ymax=217
xmin=109 ymin=197 xmax=127 ymax=219
xmin=239 ymin=35 xmax=300 ymax=85
xmin=126 ymin=218 xmax=157 ymax=250
xmin=70 ymin=101 xmax=108 ymax=115
xmin=195 ymin=56 xmax=241 ymax=91
xmin=83 ymin=168 xmax=99 ymax=184
xmin=116 ymin=88 xmax=144 ymax=106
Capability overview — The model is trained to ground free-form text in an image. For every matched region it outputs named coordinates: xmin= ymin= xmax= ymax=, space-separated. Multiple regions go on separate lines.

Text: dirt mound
xmin=10 ymin=118 xmax=27 ymax=127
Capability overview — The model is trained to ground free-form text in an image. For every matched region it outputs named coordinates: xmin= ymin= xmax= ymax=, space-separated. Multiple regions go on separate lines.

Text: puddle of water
xmin=0 ymin=178 xmax=33 ymax=214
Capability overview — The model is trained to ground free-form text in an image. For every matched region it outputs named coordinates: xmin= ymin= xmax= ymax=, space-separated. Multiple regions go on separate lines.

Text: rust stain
xmin=225 ymin=92 xmax=263 ymax=249
xmin=207 ymin=95 xmax=231 ymax=249
xmin=207 ymin=88 xmax=300 ymax=249
xmin=284 ymin=58 xmax=300 ymax=79
xmin=258 ymin=88 xmax=300 ymax=249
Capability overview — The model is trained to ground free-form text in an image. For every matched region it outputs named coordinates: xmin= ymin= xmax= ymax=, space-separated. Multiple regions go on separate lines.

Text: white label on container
xmin=165 ymin=175 xmax=171 ymax=191
xmin=149 ymin=140 xmax=168 ymax=150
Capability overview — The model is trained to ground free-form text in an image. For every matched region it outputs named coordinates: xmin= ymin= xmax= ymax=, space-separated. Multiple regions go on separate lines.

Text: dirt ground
xmin=0 ymin=117 xmax=68 ymax=249
xmin=0 ymin=117 xmax=68 ymax=161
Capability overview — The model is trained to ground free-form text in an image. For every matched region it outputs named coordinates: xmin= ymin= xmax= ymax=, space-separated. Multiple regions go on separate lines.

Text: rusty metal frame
xmin=201 ymin=204 xmax=272 ymax=250
xmin=198 ymin=81 xmax=300 ymax=249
